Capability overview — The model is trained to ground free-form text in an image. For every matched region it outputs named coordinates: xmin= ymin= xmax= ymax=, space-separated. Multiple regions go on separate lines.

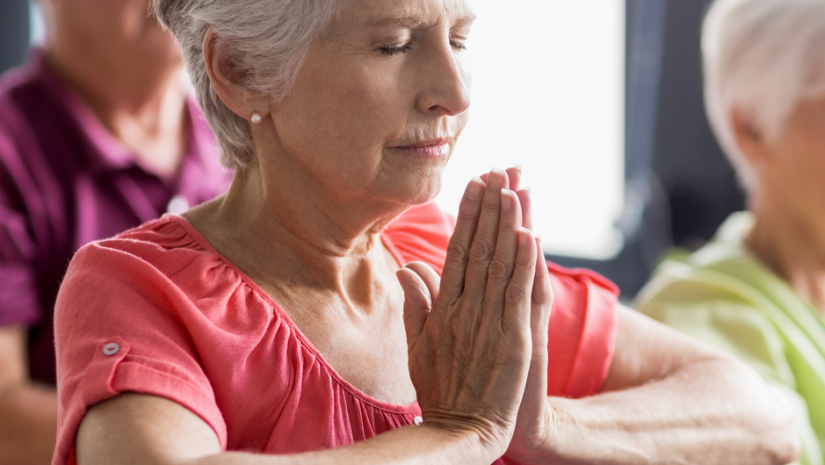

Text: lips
xmin=393 ymin=137 xmax=452 ymax=157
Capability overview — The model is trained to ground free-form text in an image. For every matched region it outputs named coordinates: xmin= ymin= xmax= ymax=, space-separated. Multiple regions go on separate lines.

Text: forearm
xmin=531 ymin=358 xmax=798 ymax=465
xmin=190 ymin=424 xmax=500 ymax=465
xmin=0 ymin=382 xmax=57 ymax=465
xmin=77 ymin=393 xmax=506 ymax=465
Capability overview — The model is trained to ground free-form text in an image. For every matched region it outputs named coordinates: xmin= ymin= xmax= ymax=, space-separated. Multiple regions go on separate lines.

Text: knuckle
xmin=486 ymin=258 xmax=510 ymax=281
xmin=456 ymin=200 xmax=480 ymax=221
xmin=515 ymin=249 xmax=534 ymax=268
xmin=505 ymin=283 xmax=528 ymax=306
xmin=468 ymin=239 xmax=494 ymax=264
xmin=445 ymin=241 xmax=468 ymax=266
xmin=481 ymin=197 xmax=500 ymax=214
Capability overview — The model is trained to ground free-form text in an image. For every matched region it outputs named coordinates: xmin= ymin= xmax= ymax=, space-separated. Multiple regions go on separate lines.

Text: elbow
xmin=771 ymin=434 xmax=802 ymax=465
xmin=758 ymin=389 xmax=802 ymax=465
xmin=725 ymin=360 xmax=802 ymax=465
xmin=759 ymin=420 xmax=800 ymax=465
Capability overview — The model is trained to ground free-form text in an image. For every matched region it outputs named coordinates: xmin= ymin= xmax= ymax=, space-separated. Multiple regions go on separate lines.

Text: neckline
xmin=161 ymin=214 xmax=421 ymax=415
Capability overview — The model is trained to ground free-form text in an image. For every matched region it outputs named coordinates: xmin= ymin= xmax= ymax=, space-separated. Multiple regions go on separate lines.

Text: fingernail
xmin=515 ymin=164 xmax=523 ymax=173
xmin=501 ymin=189 xmax=512 ymax=209
xmin=468 ymin=177 xmax=483 ymax=200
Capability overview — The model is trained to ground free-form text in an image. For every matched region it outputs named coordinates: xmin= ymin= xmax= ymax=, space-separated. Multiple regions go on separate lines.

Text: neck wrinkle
xmin=213 ymin=154 xmax=407 ymax=312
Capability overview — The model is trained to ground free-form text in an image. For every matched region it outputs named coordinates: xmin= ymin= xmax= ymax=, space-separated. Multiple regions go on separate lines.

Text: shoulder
xmin=636 ymin=244 xmax=773 ymax=316
xmin=57 ymin=216 xmax=229 ymax=328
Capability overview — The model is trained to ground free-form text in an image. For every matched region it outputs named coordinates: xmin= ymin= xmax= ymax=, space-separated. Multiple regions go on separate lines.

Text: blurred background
xmin=0 ymin=0 xmax=745 ymax=300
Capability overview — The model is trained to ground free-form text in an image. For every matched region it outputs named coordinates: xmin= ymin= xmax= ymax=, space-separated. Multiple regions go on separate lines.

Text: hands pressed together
xmin=396 ymin=167 xmax=555 ymax=463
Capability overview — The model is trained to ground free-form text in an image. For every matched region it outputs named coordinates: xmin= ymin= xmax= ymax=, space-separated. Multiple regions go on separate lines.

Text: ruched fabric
xmin=53 ymin=203 xmax=618 ymax=465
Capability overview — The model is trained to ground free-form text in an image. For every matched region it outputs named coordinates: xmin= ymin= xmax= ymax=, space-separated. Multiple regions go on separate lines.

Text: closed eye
xmin=379 ymin=43 xmax=412 ymax=56
xmin=450 ymin=38 xmax=467 ymax=52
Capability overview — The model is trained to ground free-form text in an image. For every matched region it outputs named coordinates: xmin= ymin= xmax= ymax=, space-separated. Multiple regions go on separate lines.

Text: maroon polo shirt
xmin=0 ymin=51 xmax=231 ymax=385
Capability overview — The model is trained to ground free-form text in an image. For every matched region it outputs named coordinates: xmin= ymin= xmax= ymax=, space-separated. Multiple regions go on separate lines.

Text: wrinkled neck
xmin=208 ymin=156 xmax=407 ymax=313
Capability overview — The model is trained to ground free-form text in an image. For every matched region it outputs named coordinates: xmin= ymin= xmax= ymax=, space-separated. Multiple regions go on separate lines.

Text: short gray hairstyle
xmin=702 ymin=0 xmax=825 ymax=190
xmin=153 ymin=0 xmax=339 ymax=170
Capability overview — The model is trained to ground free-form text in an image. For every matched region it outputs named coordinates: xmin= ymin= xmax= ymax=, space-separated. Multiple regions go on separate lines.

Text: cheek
xmin=769 ymin=130 xmax=825 ymax=208
xmin=294 ymin=65 xmax=410 ymax=167
xmin=330 ymin=69 xmax=407 ymax=139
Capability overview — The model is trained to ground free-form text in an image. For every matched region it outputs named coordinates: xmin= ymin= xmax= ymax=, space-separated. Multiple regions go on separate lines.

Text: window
xmin=435 ymin=2 xmax=625 ymax=259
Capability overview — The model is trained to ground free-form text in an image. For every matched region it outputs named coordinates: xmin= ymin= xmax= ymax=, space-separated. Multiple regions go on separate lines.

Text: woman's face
xmin=756 ymin=94 xmax=825 ymax=226
xmin=265 ymin=0 xmax=473 ymax=207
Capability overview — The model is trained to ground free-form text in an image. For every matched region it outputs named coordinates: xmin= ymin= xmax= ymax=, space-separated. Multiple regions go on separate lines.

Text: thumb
xmin=396 ymin=268 xmax=432 ymax=351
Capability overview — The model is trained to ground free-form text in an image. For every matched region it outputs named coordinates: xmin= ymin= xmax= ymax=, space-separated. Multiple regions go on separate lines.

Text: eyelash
xmin=378 ymin=39 xmax=468 ymax=56
xmin=379 ymin=43 xmax=412 ymax=56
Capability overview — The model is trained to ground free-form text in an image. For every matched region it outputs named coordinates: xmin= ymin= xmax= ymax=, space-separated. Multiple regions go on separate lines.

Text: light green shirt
xmin=636 ymin=212 xmax=825 ymax=465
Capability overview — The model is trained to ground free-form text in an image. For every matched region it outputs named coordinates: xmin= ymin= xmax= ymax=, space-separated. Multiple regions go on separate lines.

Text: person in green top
xmin=636 ymin=0 xmax=825 ymax=464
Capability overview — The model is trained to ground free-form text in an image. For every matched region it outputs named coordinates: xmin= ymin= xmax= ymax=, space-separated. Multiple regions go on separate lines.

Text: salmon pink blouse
xmin=53 ymin=203 xmax=618 ymax=465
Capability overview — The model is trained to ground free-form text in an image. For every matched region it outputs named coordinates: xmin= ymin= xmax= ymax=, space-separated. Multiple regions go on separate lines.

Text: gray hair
xmin=153 ymin=0 xmax=339 ymax=170
xmin=702 ymin=0 xmax=825 ymax=191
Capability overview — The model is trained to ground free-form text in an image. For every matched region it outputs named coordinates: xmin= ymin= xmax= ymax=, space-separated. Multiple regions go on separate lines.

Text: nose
xmin=416 ymin=40 xmax=471 ymax=117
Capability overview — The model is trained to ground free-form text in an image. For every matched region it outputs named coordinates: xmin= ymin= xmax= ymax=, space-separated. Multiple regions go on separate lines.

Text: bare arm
xmin=0 ymin=326 xmax=57 ymax=465
xmin=77 ymin=393 xmax=494 ymax=465
xmin=487 ymin=167 xmax=799 ymax=465
xmin=509 ymin=306 xmax=801 ymax=465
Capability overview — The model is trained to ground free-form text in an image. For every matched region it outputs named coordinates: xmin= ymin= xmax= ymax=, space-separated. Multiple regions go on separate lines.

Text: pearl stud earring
xmin=250 ymin=112 xmax=262 ymax=124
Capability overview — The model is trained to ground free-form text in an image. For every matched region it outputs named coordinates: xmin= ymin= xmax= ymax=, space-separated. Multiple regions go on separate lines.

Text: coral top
xmin=53 ymin=203 xmax=618 ymax=465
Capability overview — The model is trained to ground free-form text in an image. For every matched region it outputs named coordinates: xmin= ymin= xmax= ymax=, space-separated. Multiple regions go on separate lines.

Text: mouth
xmin=391 ymin=137 xmax=452 ymax=157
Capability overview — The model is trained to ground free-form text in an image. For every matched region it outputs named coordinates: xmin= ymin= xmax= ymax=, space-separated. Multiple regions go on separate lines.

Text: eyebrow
xmin=368 ymin=12 xmax=477 ymax=30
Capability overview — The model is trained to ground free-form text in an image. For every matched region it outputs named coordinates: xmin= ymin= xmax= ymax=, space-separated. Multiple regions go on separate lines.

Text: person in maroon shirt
xmin=0 ymin=0 xmax=229 ymax=463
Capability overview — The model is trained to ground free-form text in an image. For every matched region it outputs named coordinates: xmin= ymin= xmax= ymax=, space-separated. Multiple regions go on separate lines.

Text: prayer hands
xmin=397 ymin=167 xmax=554 ymax=460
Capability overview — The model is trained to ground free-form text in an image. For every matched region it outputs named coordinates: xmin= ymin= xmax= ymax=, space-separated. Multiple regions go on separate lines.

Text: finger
xmin=516 ymin=188 xmax=533 ymax=231
xmin=531 ymin=237 xmax=554 ymax=347
xmin=502 ymin=227 xmax=537 ymax=331
xmin=512 ymin=237 xmax=553 ymax=445
xmin=482 ymin=189 xmax=523 ymax=323
xmin=405 ymin=261 xmax=441 ymax=303
xmin=506 ymin=165 xmax=522 ymax=192
xmin=464 ymin=168 xmax=509 ymax=302
xmin=397 ymin=268 xmax=433 ymax=351
xmin=438 ymin=177 xmax=485 ymax=304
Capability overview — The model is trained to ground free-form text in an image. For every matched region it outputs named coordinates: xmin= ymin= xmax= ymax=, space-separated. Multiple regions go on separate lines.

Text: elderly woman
xmin=637 ymin=0 xmax=825 ymax=464
xmin=52 ymin=0 xmax=799 ymax=464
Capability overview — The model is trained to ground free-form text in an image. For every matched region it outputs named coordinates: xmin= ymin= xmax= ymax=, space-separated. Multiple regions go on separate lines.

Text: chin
xmin=378 ymin=169 xmax=443 ymax=208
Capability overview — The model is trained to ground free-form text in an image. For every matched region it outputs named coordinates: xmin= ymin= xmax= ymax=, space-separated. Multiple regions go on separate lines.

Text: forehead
xmin=330 ymin=0 xmax=475 ymax=33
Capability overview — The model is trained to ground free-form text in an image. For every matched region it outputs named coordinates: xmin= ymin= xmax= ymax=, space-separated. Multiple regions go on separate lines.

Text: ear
xmin=730 ymin=108 xmax=769 ymax=168
xmin=202 ymin=27 xmax=269 ymax=122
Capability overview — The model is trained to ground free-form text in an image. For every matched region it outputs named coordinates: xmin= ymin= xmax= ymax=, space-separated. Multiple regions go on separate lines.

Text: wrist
xmin=505 ymin=398 xmax=569 ymax=465
xmin=419 ymin=410 xmax=512 ymax=461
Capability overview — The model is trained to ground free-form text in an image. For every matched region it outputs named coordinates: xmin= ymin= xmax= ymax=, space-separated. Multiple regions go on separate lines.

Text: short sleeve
xmin=53 ymin=243 xmax=228 ymax=465
xmin=0 ymin=131 xmax=43 ymax=327
xmin=545 ymin=263 xmax=619 ymax=398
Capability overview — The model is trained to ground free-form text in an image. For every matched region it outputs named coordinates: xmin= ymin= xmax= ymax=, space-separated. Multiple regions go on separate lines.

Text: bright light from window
xmin=29 ymin=1 xmax=45 ymax=45
xmin=435 ymin=1 xmax=626 ymax=259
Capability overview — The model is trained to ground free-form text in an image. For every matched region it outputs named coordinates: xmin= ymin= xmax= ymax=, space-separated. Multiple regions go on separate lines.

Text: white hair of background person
xmin=702 ymin=0 xmax=825 ymax=191
xmin=153 ymin=0 xmax=339 ymax=170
